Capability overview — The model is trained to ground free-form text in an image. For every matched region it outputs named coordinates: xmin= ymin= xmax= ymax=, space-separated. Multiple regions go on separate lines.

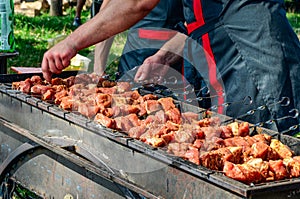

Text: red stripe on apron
xmin=187 ymin=0 xmax=205 ymax=34
xmin=138 ymin=29 xmax=176 ymax=40
xmin=202 ymin=33 xmax=224 ymax=113
xmin=188 ymin=0 xmax=225 ymax=113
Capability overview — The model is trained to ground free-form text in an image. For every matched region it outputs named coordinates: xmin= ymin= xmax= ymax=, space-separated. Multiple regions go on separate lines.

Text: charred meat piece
xmin=246 ymin=158 xmax=270 ymax=181
xmin=184 ymin=146 xmax=200 ymax=165
xmin=142 ymin=94 xmax=158 ymax=101
xmin=181 ymin=112 xmax=199 ymax=123
xmin=284 ymin=156 xmax=300 ymax=178
xmin=270 ymin=139 xmax=294 ymax=159
xmin=166 ymin=108 xmax=181 ymax=124
xmin=94 ymin=93 xmax=112 ymax=109
xmin=269 ymin=160 xmax=289 ymax=180
xmin=59 ymin=96 xmax=75 ymax=110
xmin=63 ymin=76 xmax=75 ymax=87
xmin=198 ymin=117 xmax=221 ymax=127
xmin=224 ymin=160 xmax=264 ymax=184
xmin=224 ymin=136 xmax=252 ymax=152
xmin=94 ymin=113 xmax=116 ymax=129
xmin=97 ymin=87 xmax=117 ymax=94
xmin=167 ymin=143 xmax=191 ymax=158
xmin=227 ymin=121 xmax=249 ymax=137
xmin=17 ymin=78 xmax=32 ymax=93
xmin=54 ymin=90 xmax=69 ymax=105
xmin=30 ymin=75 xmax=43 ymax=85
xmin=42 ymin=89 xmax=56 ymax=101
xmin=30 ymin=85 xmax=53 ymax=96
xmin=74 ymin=73 xmax=92 ymax=85
xmin=158 ymin=97 xmax=176 ymax=111
xmin=144 ymin=100 xmax=163 ymax=114
xmin=78 ymin=103 xmax=100 ymax=118
xmin=115 ymin=82 xmax=131 ymax=92
xmin=200 ymin=147 xmax=243 ymax=170
xmin=128 ymin=125 xmax=147 ymax=139
xmin=51 ymin=77 xmax=64 ymax=86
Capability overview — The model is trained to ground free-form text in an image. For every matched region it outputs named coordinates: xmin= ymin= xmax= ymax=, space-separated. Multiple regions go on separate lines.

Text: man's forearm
xmin=66 ymin=0 xmax=159 ymax=52
xmin=157 ymin=32 xmax=187 ymax=66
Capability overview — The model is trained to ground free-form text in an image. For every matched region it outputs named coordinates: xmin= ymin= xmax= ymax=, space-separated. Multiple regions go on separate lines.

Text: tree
xmin=50 ymin=0 xmax=62 ymax=16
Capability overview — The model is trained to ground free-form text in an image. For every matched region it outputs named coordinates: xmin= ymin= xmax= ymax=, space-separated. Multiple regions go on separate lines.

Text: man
xmin=72 ymin=0 xmax=86 ymax=27
xmin=116 ymin=0 xmax=184 ymax=76
xmin=90 ymin=0 xmax=116 ymax=74
xmin=134 ymin=0 xmax=300 ymax=134
xmin=93 ymin=0 xmax=184 ymax=77
xmin=42 ymin=0 xmax=300 ymax=134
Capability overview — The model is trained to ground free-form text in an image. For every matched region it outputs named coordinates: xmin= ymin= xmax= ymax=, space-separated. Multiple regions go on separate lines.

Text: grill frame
xmin=1 ymin=73 xmax=300 ymax=199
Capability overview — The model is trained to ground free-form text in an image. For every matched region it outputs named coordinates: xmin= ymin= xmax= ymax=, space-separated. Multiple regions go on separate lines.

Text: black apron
xmin=118 ymin=0 xmax=185 ymax=76
xmin=183 ymin=0 xmax=300 ymax=134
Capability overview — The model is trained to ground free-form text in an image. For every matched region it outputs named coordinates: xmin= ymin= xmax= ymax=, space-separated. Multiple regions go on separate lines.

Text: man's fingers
xmin=48 ymin=57 xmax=62 ymax=75
xmin=55 ymin=57 xmax=65 ymax=71
xmin=42 ymin=56 xmax=52 ymax=82
xmin=134 ymin=64 xmax=149 ymax=82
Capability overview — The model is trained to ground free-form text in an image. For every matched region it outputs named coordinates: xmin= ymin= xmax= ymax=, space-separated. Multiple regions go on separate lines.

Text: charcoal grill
xmin=0 ymin=72 xmax=300 ymax=199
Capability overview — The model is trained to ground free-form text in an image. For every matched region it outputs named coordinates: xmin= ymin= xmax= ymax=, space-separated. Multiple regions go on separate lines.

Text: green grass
xmin=287 ymin=12 xmax=300 ymax=36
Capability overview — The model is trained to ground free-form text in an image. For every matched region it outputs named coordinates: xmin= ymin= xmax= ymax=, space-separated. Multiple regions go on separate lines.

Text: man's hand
xmin=134 ymin=53 xmax=170 ymax=84
xmin=42 ymin=38 xmax=78 ymax=82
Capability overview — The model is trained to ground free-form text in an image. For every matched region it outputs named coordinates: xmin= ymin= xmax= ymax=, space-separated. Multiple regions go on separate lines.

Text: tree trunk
xmin=50 ymin=0 xmax=62 ymax=16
